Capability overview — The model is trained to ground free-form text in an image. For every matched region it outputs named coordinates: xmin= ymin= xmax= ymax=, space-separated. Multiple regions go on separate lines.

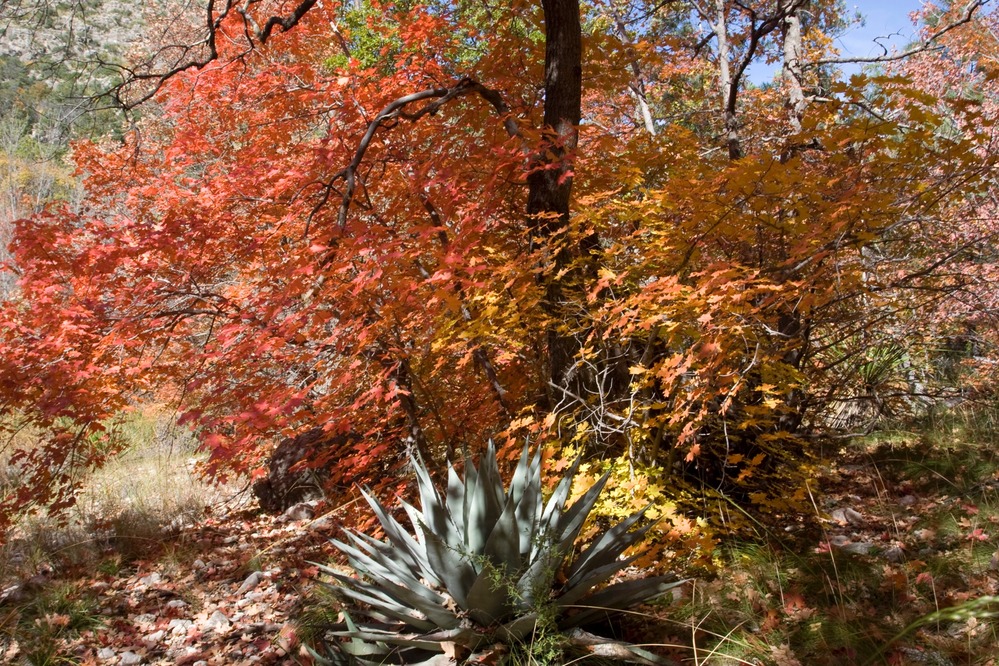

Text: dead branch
xmin=804 ymin=0 xmax=988 ymax=69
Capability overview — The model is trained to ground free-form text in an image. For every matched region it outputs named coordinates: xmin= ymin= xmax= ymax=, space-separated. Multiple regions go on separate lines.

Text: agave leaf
xmin=333 ymin=635 xmax=393 ymax=658
xmin=307 ymin=641 xmax=356 ymax=666
xmin=398 ymin=499 xmax=429 ymax=544
xmin=495 ymin=612 xmax=539 ymax=643
xmin=421 ymin=519 xmax=476 ymax=607
xmin=539 ymin=456 xmax=582 ymax=533
xmin=324 ymin=440 xmax=681 ymax=663
xmin=465 ymin=563 xmax=514 ymax=626
xmin=333 ymin=532 xmax=421 ymax=584
xmin=445 ymin=463 xmax=465 ymax=531
xmin=515 ymin=547 xmax=564 ymax=608
xmin=540 ymin=457 xmax=605 ymax=554
xmin=405 ymin=656 xmax=459 ymax=666
xmin=335 ymin=641 xmax=390 ymax=661
xmin=358 ymin=488 xmax=430 ymax=575
xmin=324 ymin=580 xmax=440 ymax=632
xmin=551 ymin=471 xmax=612 ymax=554
xmin=555 ymin=553 xmax=640 ymax=607
xmin=421 ymin=625 xmax=492 ymax=650
xmin=394 ymin=499 xmax=443 ymax=587
xmin=399 ymin=497 xmax=425 ymax=540
xmin=326 ymin=611 xmax=378 ymax=664
xmin=461 ymin=454 xmax=479 ymax=533
xmin=511 ymin=445 xmax=543 ymax=558
xmin=342 ymin=526 xmax=431 ymax=574
xmin=565 ymin=508 xmax=652 ymax=587
xmin=325 ymin=570 xmax=459 ymax=630
xmin=330 ymin=539 xmax=407 ymax=592
xmin=479 ymin=440 xmax=505 ymax=507
xmin=506 ymin=441 xmax=533 ymax=505
xmin=303 ymin=643 xmax=341 ymax=666
xmin=558 ymin=576 xmax=684 ymax=628
xmin=324 ymin=572 xmax=456 ymax=630
xmin=482 ymin=492 xmax=524 ymax=575
xmin=413 ymin=454 xmax=462 ymax=551
xmin=331 ymin=534 xmax=448 ymax=610
xmin=331 ymin=625 xmax=489 ymax=663
xmin=329 ymin=628 xmax=444 ymax=652
xmin=466 ymin=442 xmax=505 ymax=555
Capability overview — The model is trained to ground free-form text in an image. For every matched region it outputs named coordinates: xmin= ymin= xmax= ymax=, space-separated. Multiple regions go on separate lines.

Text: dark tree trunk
xmin=527 ymin=0 xmax=581 ymax=227
xmin=527 ymin=0 xmax=584 ymax=400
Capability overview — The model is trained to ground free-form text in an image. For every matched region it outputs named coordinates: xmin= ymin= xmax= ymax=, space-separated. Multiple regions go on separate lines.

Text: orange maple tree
xmin=1 ymin=0 xmax=997 ymax=531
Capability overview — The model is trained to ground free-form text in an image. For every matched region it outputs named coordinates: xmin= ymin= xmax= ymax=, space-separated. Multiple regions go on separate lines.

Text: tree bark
xmin=610 ymin=4 xmax=656 ymax=136
xmin=527 ymin=0 xmax=582 ymax=230
xmin=527 ymin=0 xmax=584 ymax=399
xmin=780 ymin=0 xmax=806 ymax=132
xmin=710 ymin=0 xmax=742 ymax=160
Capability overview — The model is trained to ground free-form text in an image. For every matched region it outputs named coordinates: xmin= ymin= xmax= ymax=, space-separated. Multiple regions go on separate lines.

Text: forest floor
xmin=2 ymin=415 xmax=999 ymax=665
xmin=0 ymin=494 xmax=346 ymax=665
xmin=645 ymin=430 xmax=999 ymax=666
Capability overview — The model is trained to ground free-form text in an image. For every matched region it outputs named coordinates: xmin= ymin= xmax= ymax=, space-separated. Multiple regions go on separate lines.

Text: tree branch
xmin=307 ymin=77 xmax=520 ymax=231
xmin=257 ymin=0 xmax=317 ymax=43
xmin=107 ymin=0 xmax=239 ymax=109
xmin=106 ymin=0 xmax=323 ymax=109
xmin=804 ymin=0 xmax=988 ymax=69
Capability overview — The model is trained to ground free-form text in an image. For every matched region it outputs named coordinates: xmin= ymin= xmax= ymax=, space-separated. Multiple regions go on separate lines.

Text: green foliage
xmin=550 ymin=446 xmax=718 ymax=571
xmin=309 ymin=441 xmax=682 ymax=664
xmin=671 ymin=542 xmax=918 ymax=664
xmin=865 ymin=403 xmax=999 ymax=496
xmin=323 ymin=1 xmax=401 ymax=72
xmin=0 ymin=55 xmax=46 ymax=117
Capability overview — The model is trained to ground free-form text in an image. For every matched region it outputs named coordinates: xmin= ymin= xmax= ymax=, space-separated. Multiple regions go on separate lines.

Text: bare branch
xmin=805 ymin=0 xmax=988 ymax=69
xmin=110 ymin=0 xmax=237 ymax=109
xmin=307 ymin=77 xmax=520 ymax=230
xmin=257 ymin=0 xmax=317 ymax=44
xmin=107 ymin=0 xmax=322 ymax=108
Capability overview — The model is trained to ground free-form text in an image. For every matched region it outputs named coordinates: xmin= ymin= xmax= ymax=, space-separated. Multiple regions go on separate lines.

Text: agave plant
xmin=311 ymin=441 xmax=683 ymax=665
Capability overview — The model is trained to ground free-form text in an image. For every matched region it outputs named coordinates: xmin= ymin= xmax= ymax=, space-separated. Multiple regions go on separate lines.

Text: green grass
xmin=0 ymin=407 xmax=246 ymax=663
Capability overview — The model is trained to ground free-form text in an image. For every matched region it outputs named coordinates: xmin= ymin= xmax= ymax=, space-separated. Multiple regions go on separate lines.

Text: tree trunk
xmin=780 ymin=0 xmax=806 ymax=132
xmin=610 ymin=4 xmax=656 ymax=136
xmin=527 ymin=0 xmax=584 ymax=400
xmin=711 ymin=0 xmax=742 ymax=160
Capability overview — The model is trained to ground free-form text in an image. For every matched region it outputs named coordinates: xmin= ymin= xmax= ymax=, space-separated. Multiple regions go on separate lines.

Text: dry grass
xmin=0 ymin=407 xmax=246 ymax=585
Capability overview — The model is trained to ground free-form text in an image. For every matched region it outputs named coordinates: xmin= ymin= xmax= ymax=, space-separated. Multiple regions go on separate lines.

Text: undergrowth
xmin=1 ymin=408 xmax=239 ymax=584
xmin=6 ymin=402 xmax=999 ymax=665
xmin=0 ymin=582 xmax=102 ymax=666
xmin=648 ymin=402 xmax=999 ymax=665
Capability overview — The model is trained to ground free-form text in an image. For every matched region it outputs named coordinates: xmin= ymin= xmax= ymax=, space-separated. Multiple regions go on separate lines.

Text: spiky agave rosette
xmin=312 ymin=442 xmax=683 ymax=665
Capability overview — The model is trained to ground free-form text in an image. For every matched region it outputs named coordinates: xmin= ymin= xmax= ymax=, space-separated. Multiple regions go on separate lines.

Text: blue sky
xmin=837 ymin=1 xmax=926 ymax=61
xmin=749 ymin=0 xmax=928 ymax=83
